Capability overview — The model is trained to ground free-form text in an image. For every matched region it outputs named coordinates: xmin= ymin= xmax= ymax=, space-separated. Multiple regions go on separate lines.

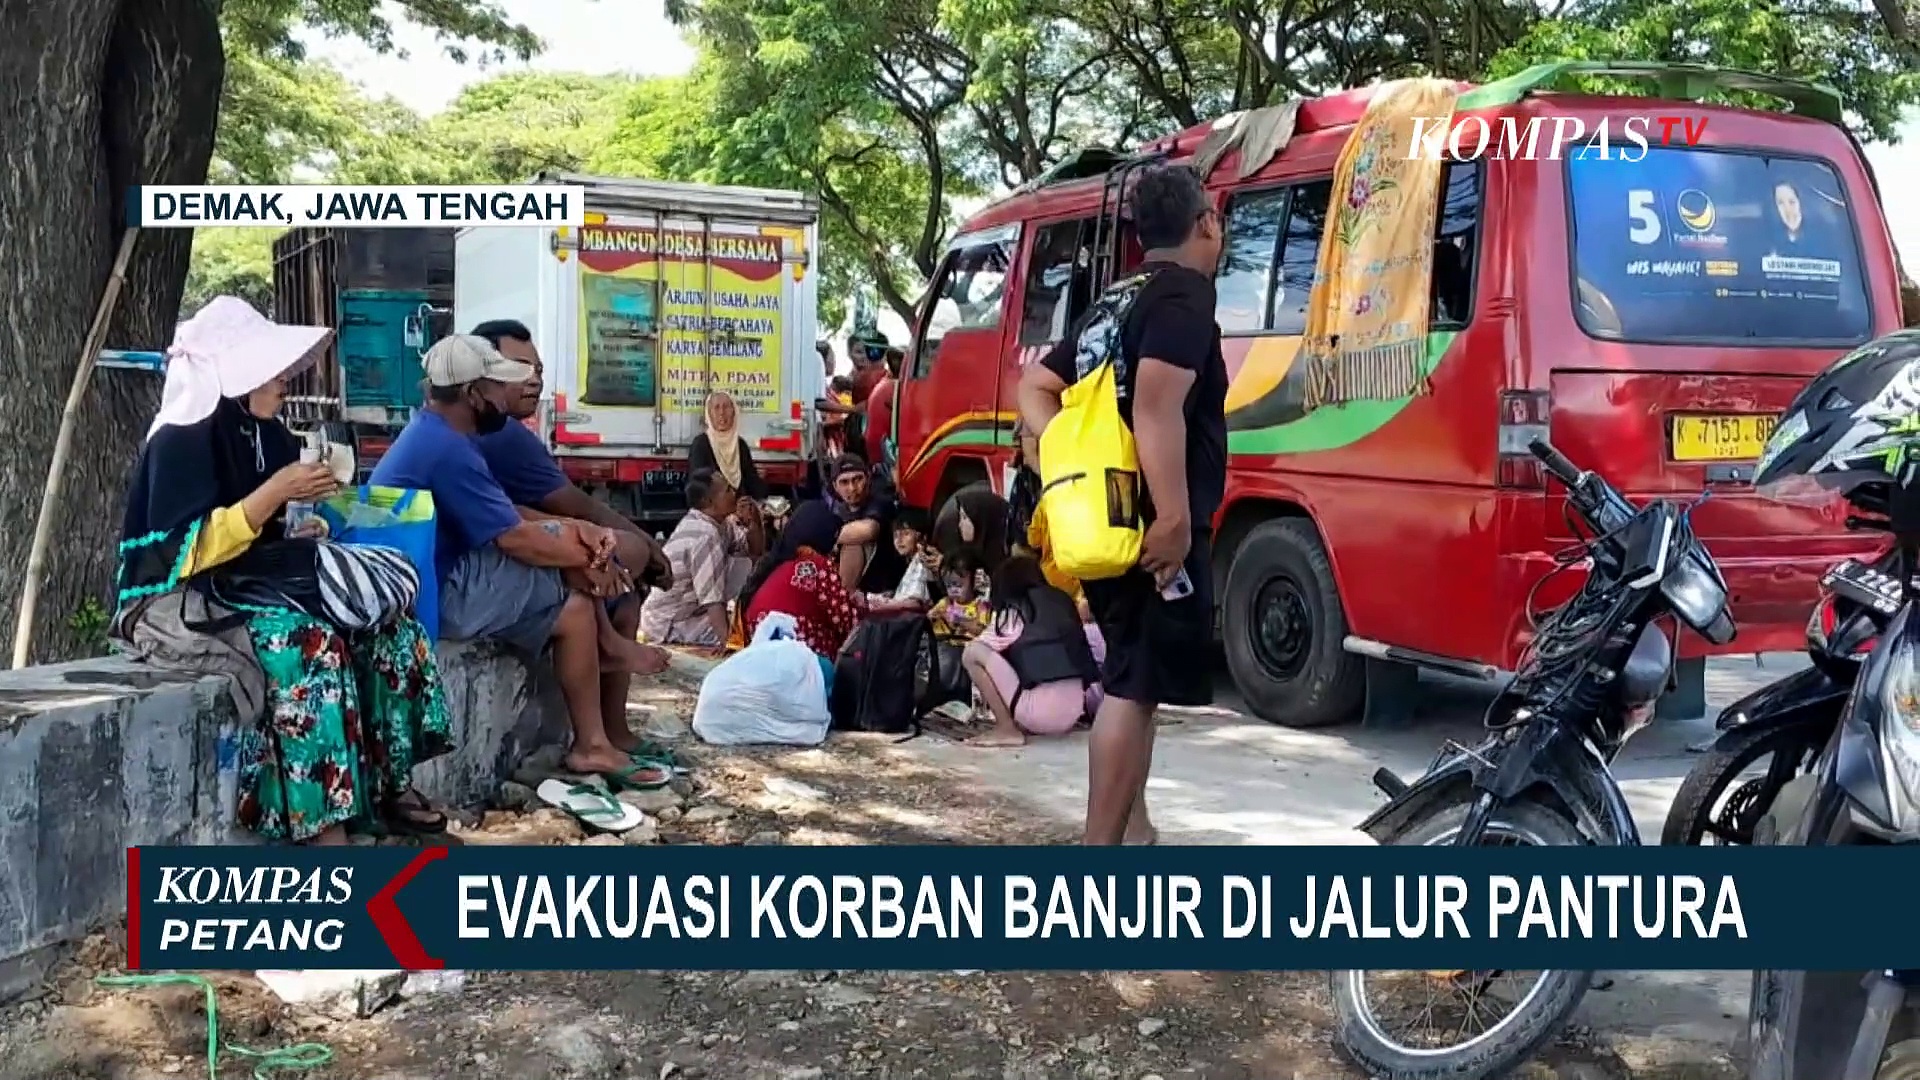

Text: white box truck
xmin=455 ymin=173 xmax=824 ymax=527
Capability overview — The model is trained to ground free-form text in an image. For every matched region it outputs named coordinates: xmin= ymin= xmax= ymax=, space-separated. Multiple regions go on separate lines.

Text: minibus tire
xmin=1222 ymin=517 xmax=1364 ymax=728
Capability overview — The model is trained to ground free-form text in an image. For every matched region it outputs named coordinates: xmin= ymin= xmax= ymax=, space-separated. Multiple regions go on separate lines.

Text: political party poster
xmin=1567 ymin=146 xmax=1872 ymax=344
xmin=576 ymin=223 xmax=787 ymax=412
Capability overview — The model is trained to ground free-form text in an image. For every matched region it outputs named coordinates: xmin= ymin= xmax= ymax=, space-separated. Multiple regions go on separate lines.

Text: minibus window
xmin=1432 ymin=162 xmax=1481 ymax=328
xmin=1272 ymin=180 xmax=1333 ymax=335
xmin=1019 ymin=219 xmax=1095 ymax=346
xmin=916 ymin=236 xmax=1013 ymax=377
xmin=1217 ymin=188 xmax=1290 ymax=333
xmin=1567 ymin=147 xmax=1871 ymax=345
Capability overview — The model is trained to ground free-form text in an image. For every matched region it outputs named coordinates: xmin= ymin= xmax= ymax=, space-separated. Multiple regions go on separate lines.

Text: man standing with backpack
xmin=1016 ymin=164 xmax=1229 ymax=845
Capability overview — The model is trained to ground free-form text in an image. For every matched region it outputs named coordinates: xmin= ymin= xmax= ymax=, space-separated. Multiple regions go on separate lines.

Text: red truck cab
xmin=890 ymin=62 xmax=1903 ymax=726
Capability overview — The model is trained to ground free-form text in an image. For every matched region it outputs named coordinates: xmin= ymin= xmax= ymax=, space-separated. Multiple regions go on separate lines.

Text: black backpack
xmin=830 ymin=615 xmax=939 ymax=739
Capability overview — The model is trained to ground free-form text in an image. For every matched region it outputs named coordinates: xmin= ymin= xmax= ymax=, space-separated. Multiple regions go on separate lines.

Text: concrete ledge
xmin=0 ymin=640 xmax=561 ymax=1002
xmin=414 ymin=640 xmax=567 ymax=808
xmin=0 ymin=657 xmax=241 ymax=1000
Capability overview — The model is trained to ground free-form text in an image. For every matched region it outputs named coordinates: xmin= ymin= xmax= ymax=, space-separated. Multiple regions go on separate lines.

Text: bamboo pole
xmin=12 ymin=227 xmax=141 ymax=668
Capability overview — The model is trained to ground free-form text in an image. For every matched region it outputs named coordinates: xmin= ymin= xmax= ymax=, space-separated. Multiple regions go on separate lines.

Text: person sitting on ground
xmin=963 ymin=554 xmax=1106 ymax=748
xmin=932 ymin=482 xmax=1012 ymax=576
xmin=827 ymin=454 xmax=907 ymax=594
xmin=113 ymin=296 xmax=451 ymax=845
xmin=740 ymin=500 xmax=872 ymax=660
xmin=371 ymin=335 xmax=669 ymax=785
xmin=865 ymin=507 xmax=935 ymax=613
xmin=688 ymin=389 xmax=768 ymax=500
xmin=639 ymin=469 xmax=764 ymax=648
xmin=930 ymin=549 xmax=989 ymax=644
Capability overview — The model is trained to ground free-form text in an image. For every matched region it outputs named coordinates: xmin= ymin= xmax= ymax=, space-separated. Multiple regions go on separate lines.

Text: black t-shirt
xmin=1041 ymin=262 xmax=1228 ymax=528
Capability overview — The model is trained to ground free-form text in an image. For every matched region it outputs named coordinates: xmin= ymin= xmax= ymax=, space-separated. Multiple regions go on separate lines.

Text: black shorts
xmin=1081 ymin=529 xmax=1213 ymax=709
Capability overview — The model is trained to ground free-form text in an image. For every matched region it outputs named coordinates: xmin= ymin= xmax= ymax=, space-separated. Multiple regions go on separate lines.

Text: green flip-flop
xmin=628 ymin=742 xmax=689 ymax=775
xmin=534 ymin=779 xmax=649 ymax=832
xmin=604 ymin=760 xmax=673 ymax=792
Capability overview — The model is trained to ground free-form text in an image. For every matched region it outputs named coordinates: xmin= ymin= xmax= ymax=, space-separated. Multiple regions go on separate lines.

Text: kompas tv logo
xmin=1404 ymin=115 xmax=1710 ymax=162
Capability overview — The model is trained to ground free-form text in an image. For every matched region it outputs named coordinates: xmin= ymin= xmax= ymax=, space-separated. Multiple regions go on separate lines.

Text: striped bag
xmin=203 ymin=539 xmax=419 ymax=631
xmin=312 ymin=543 xmax=420 ymax=630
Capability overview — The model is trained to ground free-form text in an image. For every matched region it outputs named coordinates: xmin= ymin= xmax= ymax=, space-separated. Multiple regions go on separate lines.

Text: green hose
xmin=92 ymin=974 xmax=334 ymax=1080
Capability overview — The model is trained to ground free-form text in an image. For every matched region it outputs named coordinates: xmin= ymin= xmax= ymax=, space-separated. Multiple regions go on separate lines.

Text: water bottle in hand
xmin=284 ymin=441 xmax=322 ymax=534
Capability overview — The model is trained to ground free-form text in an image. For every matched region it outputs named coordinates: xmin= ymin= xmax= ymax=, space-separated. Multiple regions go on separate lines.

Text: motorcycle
xmin=1329 ymin=439 xmax=1736 ymax=1080
xmin=1660 ymin=511 xmax=1894 ymax=847
xmin=1749 ymin=482 xmax=1920 ymax=1080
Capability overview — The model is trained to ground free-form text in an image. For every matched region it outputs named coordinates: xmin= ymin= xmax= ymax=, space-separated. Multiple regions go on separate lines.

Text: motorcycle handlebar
xmin=1528 ymin=438 xmax=1582 ymax=487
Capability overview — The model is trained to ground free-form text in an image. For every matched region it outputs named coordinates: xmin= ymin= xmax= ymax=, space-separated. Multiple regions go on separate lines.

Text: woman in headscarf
xmin=113 ymin=297 xmax=451 ymax=845
xmin=688 ymin=390 xmax=766 ymax=500
xmin=738 ymin=500 xmax=870 ymax=660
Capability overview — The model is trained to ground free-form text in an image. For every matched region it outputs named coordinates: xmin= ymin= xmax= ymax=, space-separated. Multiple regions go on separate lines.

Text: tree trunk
xmin=0 ymin=0 xmax=222 ymax=664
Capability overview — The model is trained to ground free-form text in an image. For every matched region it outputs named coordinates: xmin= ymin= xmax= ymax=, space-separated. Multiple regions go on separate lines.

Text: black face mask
xmin=470 ymin=391 xmax=509 ymax=435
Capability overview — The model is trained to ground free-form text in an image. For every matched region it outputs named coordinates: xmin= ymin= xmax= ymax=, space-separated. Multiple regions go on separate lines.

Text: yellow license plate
xmin=1669 ymin=413 xmax=1778 ymax=462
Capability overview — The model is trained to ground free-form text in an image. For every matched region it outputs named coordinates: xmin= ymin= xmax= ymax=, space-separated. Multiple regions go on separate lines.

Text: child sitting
xmin=866 ymin=508 xmax=934 ymax=613
xmin=930 ymin=550 xmax=988 ymax=642
xmin=963 ymin=555 xmax=1105 ymax=747
xmin=921 ymin=549 xmax=986 ymax=710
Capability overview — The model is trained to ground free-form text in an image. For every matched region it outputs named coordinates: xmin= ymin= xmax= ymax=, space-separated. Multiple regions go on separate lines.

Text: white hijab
xmin=148 ymin=296 xmax=331 ymax=440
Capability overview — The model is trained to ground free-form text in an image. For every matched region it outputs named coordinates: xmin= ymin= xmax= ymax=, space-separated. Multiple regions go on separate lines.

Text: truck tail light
xmin=1496 ymin=390 xmax=1551 ymax=490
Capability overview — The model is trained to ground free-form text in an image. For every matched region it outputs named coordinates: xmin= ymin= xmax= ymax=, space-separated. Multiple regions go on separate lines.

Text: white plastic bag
xmin=692 ymin=630 xmax=830 ymax=746
xmin=752 ymin=611 xmax=800 ymax=644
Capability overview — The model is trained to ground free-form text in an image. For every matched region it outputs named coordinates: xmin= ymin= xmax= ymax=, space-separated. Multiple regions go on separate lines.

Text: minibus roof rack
xmin=1022 ymin=147 xmax=1132 ymax=192
xmin=1461 ymin=60 xmax=1845 ymax=125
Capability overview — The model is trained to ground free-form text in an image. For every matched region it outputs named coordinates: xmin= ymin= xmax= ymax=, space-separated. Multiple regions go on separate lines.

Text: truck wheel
xmin=1222 ymin=517 xmax=1364 ymax=728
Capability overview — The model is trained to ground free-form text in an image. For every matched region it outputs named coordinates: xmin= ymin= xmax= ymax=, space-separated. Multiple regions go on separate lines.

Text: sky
xmin=304 ymin=0 xmax=1919 ymax=271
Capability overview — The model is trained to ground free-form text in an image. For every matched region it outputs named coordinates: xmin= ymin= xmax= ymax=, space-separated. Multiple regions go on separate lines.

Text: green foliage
xmin=214 ymin=0 xmax=541 ymax=183
xmin=1488 ymin=0 xmax=1920 ymax=141
xmin=67 ymin=596 xmax=110 ymax=659
xmin=198 ymin=0 xmax=1917 ymax=330
xmin=183 ymin=228 xmax=275 ymax=315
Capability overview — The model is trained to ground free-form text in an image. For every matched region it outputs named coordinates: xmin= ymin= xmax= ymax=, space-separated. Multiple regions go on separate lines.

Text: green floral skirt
xmin=235 ymin=609 xmax=451 ymax=841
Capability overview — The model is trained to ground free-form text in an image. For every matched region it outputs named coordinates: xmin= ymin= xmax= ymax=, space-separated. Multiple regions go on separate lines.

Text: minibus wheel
xmin=1222 ymin=517 xmax=1364 ymax=727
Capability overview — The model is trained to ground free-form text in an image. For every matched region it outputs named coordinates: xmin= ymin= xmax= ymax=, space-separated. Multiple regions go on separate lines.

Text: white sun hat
xmin=147 ymin=296 xmax=332 ymax=440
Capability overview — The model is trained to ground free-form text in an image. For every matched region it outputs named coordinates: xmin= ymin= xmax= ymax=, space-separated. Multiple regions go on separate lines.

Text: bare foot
xmin=565 ymin=746 xmax=636 ymax=776
xmin=1123 ymin=825 xmax=1159 ymax=846
xmin=628 ymin=643 xmax=672 ymax=675
xmin=600 ymin=641 xmax=673 ymax=675
xmin=969 ymin=729 xmax=1028 ymax=748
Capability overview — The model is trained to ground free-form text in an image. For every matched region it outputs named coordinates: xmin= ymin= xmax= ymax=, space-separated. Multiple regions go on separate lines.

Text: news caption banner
xmin=128 ymin=184 xmax=586 ymax=229
xmin=130 ymin=845 xmax=1920 ymax=972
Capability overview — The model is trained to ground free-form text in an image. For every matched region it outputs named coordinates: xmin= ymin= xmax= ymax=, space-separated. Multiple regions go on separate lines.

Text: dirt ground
xmin=0 ymin=681 xmax=1743 ymax=1080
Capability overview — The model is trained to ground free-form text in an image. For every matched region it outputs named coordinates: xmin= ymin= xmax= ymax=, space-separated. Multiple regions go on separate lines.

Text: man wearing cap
xmin=371 ymin=335 xmax=670 ymax=782
xmin=828 ymin=454 xmax=906 ymax=594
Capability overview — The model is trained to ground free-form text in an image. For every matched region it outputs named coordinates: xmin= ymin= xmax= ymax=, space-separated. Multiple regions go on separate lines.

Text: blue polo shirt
xmin=369 ymin=410 xmax=520 ymax=584
xmin=475 ymin=421 xmax=569 ymax=507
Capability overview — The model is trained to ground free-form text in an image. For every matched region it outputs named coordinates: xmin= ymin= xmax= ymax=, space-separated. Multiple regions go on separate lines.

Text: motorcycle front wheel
xmin=1661 ymin=723 xmax=1824 ymax=846
xmin=1330 ymin=800 xmax=1593 ymax=1080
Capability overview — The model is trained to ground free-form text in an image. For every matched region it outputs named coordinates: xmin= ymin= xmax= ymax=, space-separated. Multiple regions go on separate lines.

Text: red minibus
xmin=888 ymin=62 xmax=1904 ymax=726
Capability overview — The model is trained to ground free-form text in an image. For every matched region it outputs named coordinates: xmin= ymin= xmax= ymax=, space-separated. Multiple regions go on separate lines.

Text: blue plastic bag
xmin=319 ymin=486 xmax=439 ymax=637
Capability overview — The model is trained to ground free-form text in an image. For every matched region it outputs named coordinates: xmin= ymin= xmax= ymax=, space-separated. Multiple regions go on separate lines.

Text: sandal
xmin=384 ymin=789 xmax=447 ymax=835
xmin=603 ymin=760 xmax=672 ymax=792
xmin=628 ymin=742 xmax=689 ymax=775
xmin=535 ymin=779 xmax=648 ymax=833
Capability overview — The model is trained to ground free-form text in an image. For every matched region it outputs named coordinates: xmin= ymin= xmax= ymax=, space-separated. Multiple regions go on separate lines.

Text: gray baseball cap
xmin=421 ymin=334 xmax=535 ymax=387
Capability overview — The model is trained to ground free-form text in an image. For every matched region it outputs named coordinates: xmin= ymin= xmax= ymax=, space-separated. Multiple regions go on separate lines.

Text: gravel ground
xmin=0 ymin=680 xmax=1743 ymax=1080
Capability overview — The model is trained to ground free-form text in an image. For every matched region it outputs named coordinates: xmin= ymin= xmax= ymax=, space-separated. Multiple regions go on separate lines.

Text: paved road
xmin=919 ymin=653 xmax=1807 ymax=1066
